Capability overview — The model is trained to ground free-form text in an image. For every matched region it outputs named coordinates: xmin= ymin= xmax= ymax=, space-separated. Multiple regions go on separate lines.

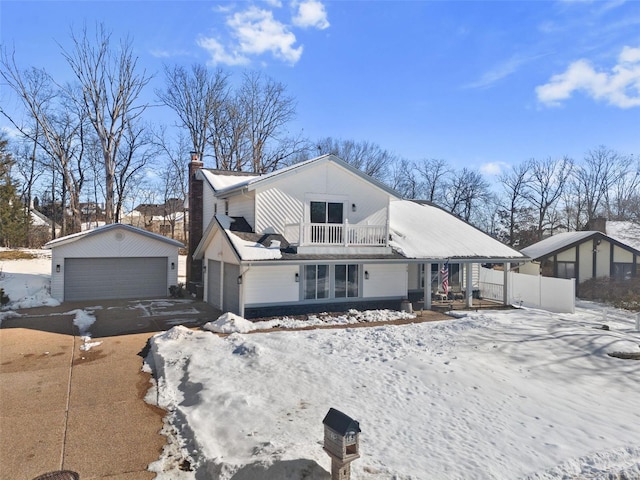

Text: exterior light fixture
xmin=295 ymin=272 xmax=299 ymax=282
xmin=237 ymin=275 xmax=243 ymax=285
xmin=56 ymin=264 xmax=60 ymax=273
xmin=352 ymin=203 xmax=356 ymax=212
xmin=171 ymin=262 xmax=175 ymax=270
xmin=203 ymin=265 xmax=207 ymax=273
xmin=364 ymin=271 xmax=369 ymax=280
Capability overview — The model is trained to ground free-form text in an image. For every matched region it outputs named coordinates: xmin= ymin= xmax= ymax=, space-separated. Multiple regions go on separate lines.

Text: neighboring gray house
xmin=519 ymin=231 xmax=639 ymax=294
xmin=46 ymin=224 xmax=183 ymax=302
xmin=187 ymin=154 xmax=526 ymax=318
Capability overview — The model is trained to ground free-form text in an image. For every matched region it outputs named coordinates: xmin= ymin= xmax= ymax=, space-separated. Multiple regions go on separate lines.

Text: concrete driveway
xmin=0 ymin=298 xmax=221 ymax=480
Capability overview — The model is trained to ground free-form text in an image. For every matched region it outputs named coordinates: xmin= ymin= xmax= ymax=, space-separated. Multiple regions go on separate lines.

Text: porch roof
xmin=388 ymin=200 xmax=526 ymax=261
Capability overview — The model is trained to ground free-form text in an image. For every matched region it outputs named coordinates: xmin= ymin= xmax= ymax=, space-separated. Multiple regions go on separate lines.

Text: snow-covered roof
xmin=522 ymin=228 xmax=640 ymax=260
xmin=200 ymin=155 xmax=401 ymax=199
xmin=200 ymin=170 xmax=260 ymax=192
xmin=194 ymin=215 xmax=282 ymax=261
xmin=606 ymin=221 xmax=640 ymax=251
xmin=44 ymin=223 xmax=184 ymax=249
xmin=520 ymin=231 xmax=598 ymax=259
xmin=389 ymin=200 xmax=525 ymax=260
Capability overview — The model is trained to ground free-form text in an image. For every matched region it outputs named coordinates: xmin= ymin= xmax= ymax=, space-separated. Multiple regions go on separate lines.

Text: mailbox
xmin=322 ymin=408 xmax=361 ymax=480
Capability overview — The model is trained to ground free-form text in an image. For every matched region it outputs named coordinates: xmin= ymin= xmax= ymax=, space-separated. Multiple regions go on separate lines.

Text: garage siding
xmin=64 ymin=257 xmax=168 ymax=301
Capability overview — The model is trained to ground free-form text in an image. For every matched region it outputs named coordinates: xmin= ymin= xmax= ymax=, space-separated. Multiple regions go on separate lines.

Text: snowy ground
xmin=2 ymin=249 xmax=639 ymax=479
xmin=147 ymin=304 xmax=640 ymax=480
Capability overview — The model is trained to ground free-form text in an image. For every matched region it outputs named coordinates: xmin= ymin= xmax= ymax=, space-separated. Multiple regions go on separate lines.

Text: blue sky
xmin=1 ymin=0 xmax=639 ymax=176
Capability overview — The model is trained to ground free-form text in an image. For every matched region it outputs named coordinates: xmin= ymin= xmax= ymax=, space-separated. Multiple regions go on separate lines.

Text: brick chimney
xmin=187 ymin=151 xmax=204 ymax=288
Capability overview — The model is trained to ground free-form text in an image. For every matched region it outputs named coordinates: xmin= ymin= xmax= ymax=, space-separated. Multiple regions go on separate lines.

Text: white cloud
xmin=465 ymin=52 xmax=552 ymax=89
xmin=199 ymin=6 xmax=303 ymax=65
xmin=230 ymin=7 xmax=303 ymax=62
xmin=536 ymin=45 xmax=640 ymax=108
xmin=196 ymin=37 xmax=250 ymax=66
xmin=291 ymin=0 xmax=330 ymax=29
xmin=480 ymin=161 xmax=509 ymax=176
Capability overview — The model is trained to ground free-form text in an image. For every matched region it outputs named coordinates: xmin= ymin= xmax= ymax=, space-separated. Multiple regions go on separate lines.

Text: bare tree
xmin=388 ymin=158 xmax=419 ymax=198
xmin=157 ymin=64 xmax=229 ymax=160
xmin=237 ymin=71 xmax=300 ymax=173
xmin=111 ymin=120 xmax=156 ymax=222
xmin=446 ymin=167 xmax=490 ymax=222
xmin=153 ymin=128 xmax=190 ymax=240
xmin=526 ymin=156 xmax=573 ymax=239
xmin=314 ymin=137 xmax=396 ymax=181
xmin=497 ymin=161 xmax=530 ymax=246
xmin=415 ymin=158 xmax=449 ymax=203
xmin=61 ymin=23 xmax=152 ymax=224
xmin=0 ymin=53 xmax=86 ymax=234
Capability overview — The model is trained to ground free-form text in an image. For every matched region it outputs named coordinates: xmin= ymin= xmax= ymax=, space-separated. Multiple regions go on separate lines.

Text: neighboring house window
xmin=612 ymin=263 xmax=633 ymax=281
xmin=335 ymin=264 xmax=359 ymax=298
xmin=304 ymin=265 xmax=329 ymax=299
xmin=557 ymin=261 xmax=576 ymax=279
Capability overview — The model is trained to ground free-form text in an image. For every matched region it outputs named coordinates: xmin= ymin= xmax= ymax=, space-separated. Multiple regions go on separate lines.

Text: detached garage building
xmin=46 ymin=224 xmax=183 ymax=302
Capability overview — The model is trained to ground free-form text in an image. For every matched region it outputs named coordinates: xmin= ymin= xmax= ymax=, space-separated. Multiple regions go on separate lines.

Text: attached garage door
xmin=207 ymin=260 xmax=222 ymax=309
xmin=64 ymin=257 xmax=168 ymax=301
xmin=223 ymin=263 xmax=240 ymax=314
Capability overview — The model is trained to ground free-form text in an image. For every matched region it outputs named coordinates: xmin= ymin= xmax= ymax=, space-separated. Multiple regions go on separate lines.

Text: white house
xmin=187 ymin=154 xmax=526 ymax=318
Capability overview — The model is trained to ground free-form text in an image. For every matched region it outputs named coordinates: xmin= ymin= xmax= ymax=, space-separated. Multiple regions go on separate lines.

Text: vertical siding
xmin=244 ymin=265 xmax=299 ymax=305
xmin=228 ymin=191 xmax=256 ymax=228
xmin=254 ymin=162 xmax=390 ymax=236
xmin=255 ymin=187 xmax=304 ymax=235
xmin=203 ymin=186 xmax=216 ymax=230
xmin=362 ymin=263 xmax=407 ymax=298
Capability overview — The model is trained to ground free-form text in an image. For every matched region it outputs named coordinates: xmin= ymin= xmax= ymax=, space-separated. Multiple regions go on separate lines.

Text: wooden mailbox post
xmin=322 ymin=408 xmax=361 ymax=480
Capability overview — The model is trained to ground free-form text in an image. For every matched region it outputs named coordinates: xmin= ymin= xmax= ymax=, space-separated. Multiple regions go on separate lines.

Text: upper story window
xmin=310 ymin=201 xmax=343 ymax=224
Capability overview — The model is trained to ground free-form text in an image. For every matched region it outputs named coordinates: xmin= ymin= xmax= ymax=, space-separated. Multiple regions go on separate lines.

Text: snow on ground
xmin=0 ymin=249 xmax=59 ymax=325
xmin=203 ymin=310 xmax=416 ymax=334
xmin=147 ymin=305 xmax=640 ymax=480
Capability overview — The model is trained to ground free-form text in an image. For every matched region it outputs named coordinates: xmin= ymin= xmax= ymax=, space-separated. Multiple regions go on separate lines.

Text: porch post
xmin=424 ymin=263 xmax=432 ymax=310
xmin=465 ymin=263 xmax=473 ymax=308
xmin=503 ymin=262 xmax=510 ymax=306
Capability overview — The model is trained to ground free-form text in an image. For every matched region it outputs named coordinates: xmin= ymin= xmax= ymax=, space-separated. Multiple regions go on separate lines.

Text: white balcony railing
xmin=284 ymin=220 xmax=388 ymax=247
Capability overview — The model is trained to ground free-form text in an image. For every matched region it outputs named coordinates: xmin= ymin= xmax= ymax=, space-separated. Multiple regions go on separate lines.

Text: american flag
xmin=441 ymin=261 xmax=449 ymax=295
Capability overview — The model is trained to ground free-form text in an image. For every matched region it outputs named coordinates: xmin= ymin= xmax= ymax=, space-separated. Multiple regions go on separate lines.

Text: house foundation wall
xmin=244 ymin=298 xmax=403 ymax=319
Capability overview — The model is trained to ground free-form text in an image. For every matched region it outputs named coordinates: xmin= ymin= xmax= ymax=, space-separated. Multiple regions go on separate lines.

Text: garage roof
xmin=44 ymin=223 xmax=184 ymax=249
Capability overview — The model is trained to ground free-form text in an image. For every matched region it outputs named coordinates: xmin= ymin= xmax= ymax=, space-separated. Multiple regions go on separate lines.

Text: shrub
xmin=579 ymin=276 xmax=640 ymax=312
xmin=0 ymin=288 xmax=9 ymax=306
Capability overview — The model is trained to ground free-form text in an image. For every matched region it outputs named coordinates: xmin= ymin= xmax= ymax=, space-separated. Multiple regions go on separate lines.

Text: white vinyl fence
xmin=479 ymin=267 xmax=575 ymax=314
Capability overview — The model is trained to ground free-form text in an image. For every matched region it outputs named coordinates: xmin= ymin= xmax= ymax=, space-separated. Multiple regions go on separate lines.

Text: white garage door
xmin=64 ymin=257 xmax=168 ymax=301
xmin=207 ymin=260 xmax=222 ymax=309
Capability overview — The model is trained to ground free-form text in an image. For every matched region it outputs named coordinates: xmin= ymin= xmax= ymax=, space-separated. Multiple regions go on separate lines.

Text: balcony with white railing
xmin=284 ymin=220 xmax=391 ymax=254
